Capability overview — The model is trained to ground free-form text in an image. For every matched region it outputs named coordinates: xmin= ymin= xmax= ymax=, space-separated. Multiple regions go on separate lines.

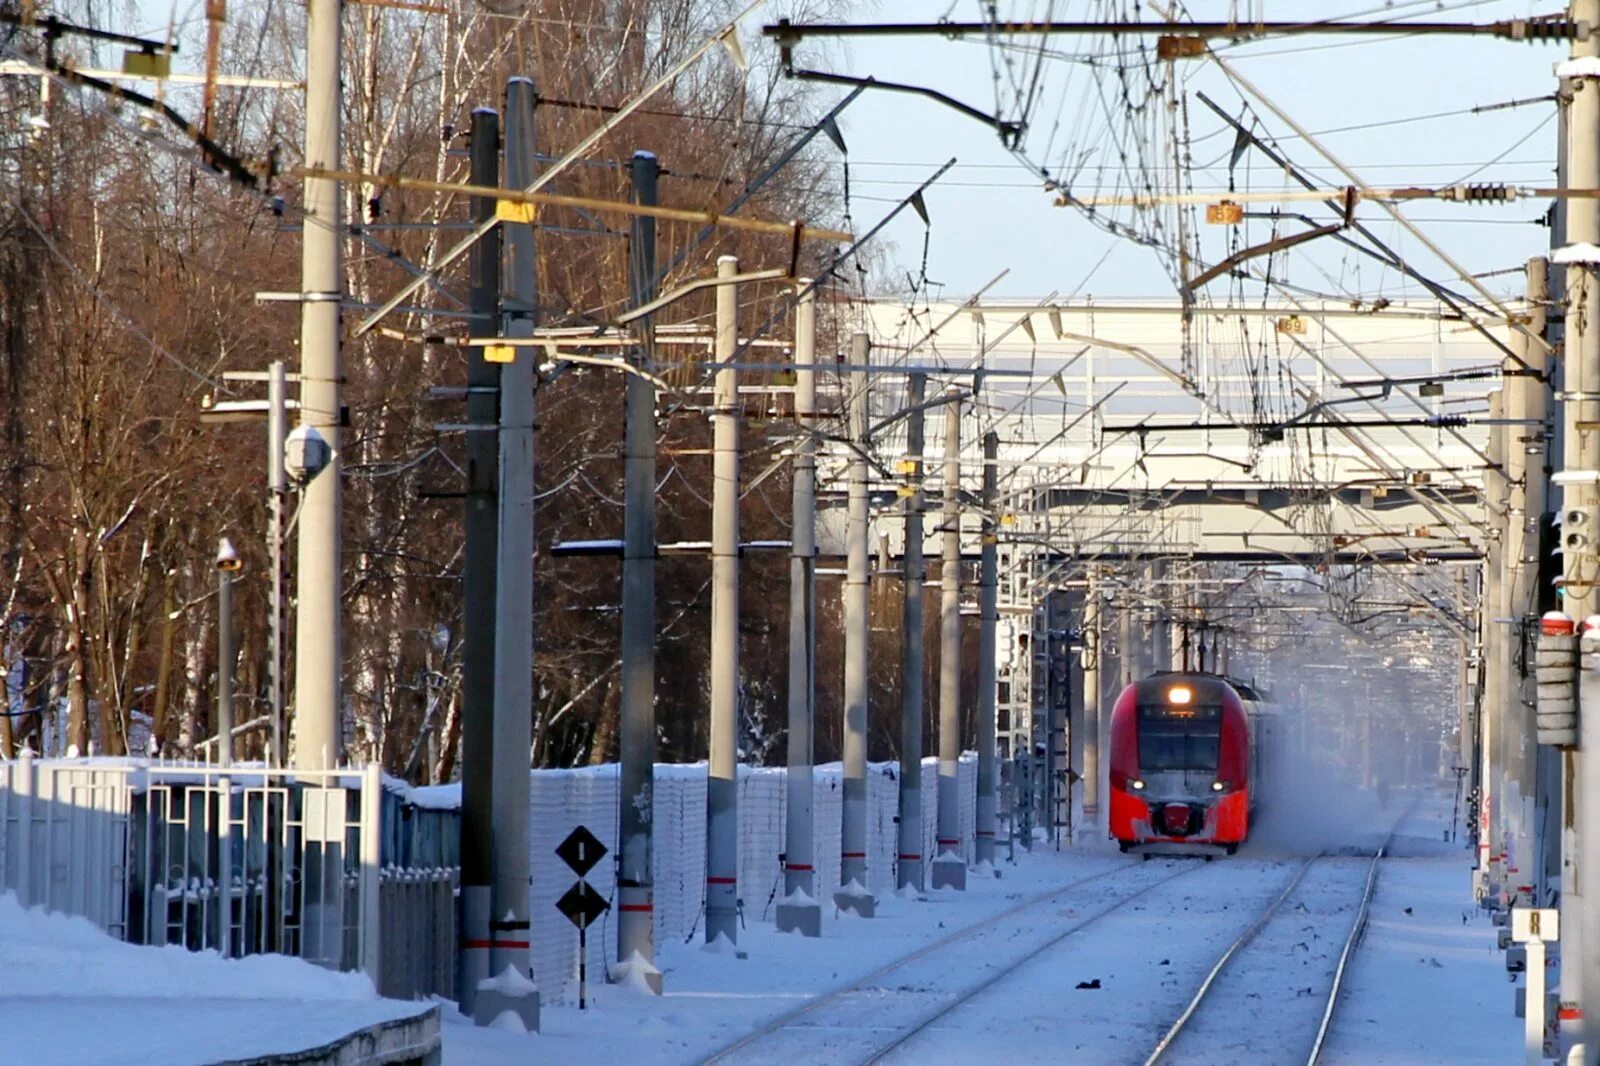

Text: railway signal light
xmin=1562 ymin=506 xmax=1594 ymax=558
xmin=1538 ymin=511 xmax=1561 ymax=613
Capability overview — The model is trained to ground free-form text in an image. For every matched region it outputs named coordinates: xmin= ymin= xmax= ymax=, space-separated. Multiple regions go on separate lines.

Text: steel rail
xmin=1147 ymin=800 xmax=1420 ymax=1065
xmin=858 ymin=863 xmax=1211 ymax=1065
xmin=1143 ymin=853 xmax=1323 ymax=1064
xmin=700 ymin=858 xmax=1171 ymax=1064
xmin=1306 ymin=800 xmax=1420 ymax=1064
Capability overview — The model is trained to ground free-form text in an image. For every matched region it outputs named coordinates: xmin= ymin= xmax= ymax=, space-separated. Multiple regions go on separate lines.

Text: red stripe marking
xmin=1561 ymin=1007 xmax=1584 ymax=1021
xmin=785 ymin=864 xmax=815 ymax=871
xmin=937 ymin=838 xmax=960 ymax=846
xmin=707 ymin=876 xmax=737 ymax=885
xmin=1518 ymin=885 xmax=1535 ymax=893
xmin=898 ymin=853 xmax=921 ymax=861
xmin=842 ymin=851 xmax=867 ymax=859
xmin=619 ymin=904 xmax=653 ymax=913
xmin=975 ymin=831 xmax=995 ymax=837
xmin=463 ymin=939 xmax=530 ymax=950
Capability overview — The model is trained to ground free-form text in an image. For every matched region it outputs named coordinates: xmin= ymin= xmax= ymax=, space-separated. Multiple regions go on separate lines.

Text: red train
xmin=1108 ymin=672 xmax=1273 ymax=856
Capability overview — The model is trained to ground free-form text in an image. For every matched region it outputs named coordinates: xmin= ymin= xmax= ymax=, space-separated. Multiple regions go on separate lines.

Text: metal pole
xmin=1482 ymin=389 xmax=1507 ymax=905
xmin=267 ymin=360 xmax=286 ymax=768
xmin=1460 ymin=634 xmax=1476 ymax=774
xmin=1584 ymin=622 xmax=1600 ymax=1064
xmin=1046 ymin=593 xmax=1069 ymax=846
xmin=1082 ymin=568 xmax=1101 ymax=837
xmin=706 ymin=254 xmax=741 ymax=949
xmin=1570 ymin=2 xmax=1600 ymax=1052
xmin=897 ymin=372 xmax=928 ymax=894
xmin=975 ymin=432 xmax=999 ymax=871
xmin=1120 ymin=586 xmax=1135 ymax=688
xmin=616 ymin=150 xmax=662 ymax=989
xmin=488 ymin=77 xmax=538 ymax=1024
xmin=293 ymin=0 xmax=342 ymax=772
xmin=360 ymin=761 xmax=382 ymax=983
xmin=1555 ymin=17 xmax=1586 ymax=1045
xmin=1149 ymin=559 xmax=1170 ymax=672
xmin=1548 ymin=68 xmax=1573 ymax=935
xmin=1510 ymin=257 xmax=1552 ymax=910
xmin=1530 ymin=932 xmax=1550 ymax=1066
xmin=837 ymin=332 xmax=875 ymax=916
xmin=456 ymin=107 xmax=502 ymax=1014
xmin=216 ymin=772 xmax=232 ymax=956
xmin=778 ymin=283 xmax=821 ymax=936
xmin=932 ymin=393 xmax=965 ymax=891
xmin=216 ymin=544 xmax=235 ymax=768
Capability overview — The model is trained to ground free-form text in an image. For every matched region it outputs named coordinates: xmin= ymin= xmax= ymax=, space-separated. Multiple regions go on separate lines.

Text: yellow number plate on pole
xmin=1205 ymin=201 xmax=1244 ymax=225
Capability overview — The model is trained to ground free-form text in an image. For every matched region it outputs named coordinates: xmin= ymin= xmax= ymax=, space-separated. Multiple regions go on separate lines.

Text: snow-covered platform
xmin=0 ymin=893 xmax=440 ymax=1066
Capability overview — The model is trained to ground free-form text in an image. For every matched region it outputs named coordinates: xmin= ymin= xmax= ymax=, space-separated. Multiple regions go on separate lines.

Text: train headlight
xmin=1168 ymin=685 xmax=1192 ymax=705
xmin=1130 ymin=779 xmax=1145 ymax=791
xmin=1211 ymin=781 xmax=1226 ymax=792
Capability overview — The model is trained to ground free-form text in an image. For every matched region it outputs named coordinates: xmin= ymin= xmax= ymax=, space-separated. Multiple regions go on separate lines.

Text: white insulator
xmin=1537 ymin=629 xmax=1580 ymax=748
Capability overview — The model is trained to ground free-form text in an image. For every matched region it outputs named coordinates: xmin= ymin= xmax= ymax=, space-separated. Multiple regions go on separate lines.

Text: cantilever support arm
xmin=1185 ymin=223 xmax=1342 ymax=292
xmin=789 ymin=69 xmax=1024 ymax=147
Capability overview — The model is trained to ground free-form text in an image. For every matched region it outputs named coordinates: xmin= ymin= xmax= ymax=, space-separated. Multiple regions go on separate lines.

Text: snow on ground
xmin=447 ymin=789 xmax=1525 ymax=1066
xmin=878 ymin=855 xmax=1308 ymax=1063
xmin=0 ymin=892 xmax=430 ymax=1066
xmin=1320 ymin=796 xmax=1522 ymax=1066
xmin=443 ymin=844 xmax=1129 ymax=1065
xmin=3 ymin=788 xmax=1503 ymax=1065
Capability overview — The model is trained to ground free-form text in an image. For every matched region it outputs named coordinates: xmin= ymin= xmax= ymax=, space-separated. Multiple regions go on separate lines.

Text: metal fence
xmin=377 ymin=866 xmax=456 ymax=1000
xmin=0 ymin=754 xmax=456 ymax=1000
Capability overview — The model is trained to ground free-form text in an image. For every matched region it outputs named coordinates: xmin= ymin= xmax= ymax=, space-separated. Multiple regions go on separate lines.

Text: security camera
xmin=284 ymin=425 xmax=332 ymax=485
xmin=216 ymin=537 xmax=243 ymax=572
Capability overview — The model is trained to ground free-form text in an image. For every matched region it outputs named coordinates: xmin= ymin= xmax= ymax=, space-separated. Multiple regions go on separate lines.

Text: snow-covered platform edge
xmin=212 ymin=1005 xmax=441 ymax=1066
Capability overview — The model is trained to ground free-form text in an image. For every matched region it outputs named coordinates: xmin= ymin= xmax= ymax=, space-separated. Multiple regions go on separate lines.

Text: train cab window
xmin=1138 ymin=704 xmax=1222 ymax=771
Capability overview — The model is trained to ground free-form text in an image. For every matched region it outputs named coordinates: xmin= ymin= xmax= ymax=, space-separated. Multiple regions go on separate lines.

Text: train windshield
xmin=1138 ymin=704 xmax=1222 ymax=772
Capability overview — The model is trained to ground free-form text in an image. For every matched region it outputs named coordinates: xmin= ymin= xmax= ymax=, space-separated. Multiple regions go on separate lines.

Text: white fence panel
xmin=0 ymin=754 xmax=980 ymax=1009
xmin=0 ymin=756 xmax=131 ymax=935
xmin=526 ymin=755 xmax=977 ymax=1006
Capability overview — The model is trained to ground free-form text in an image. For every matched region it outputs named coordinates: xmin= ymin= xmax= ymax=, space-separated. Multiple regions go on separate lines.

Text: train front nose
xmin=1156 ymin=802 xmax=1204 ymax=837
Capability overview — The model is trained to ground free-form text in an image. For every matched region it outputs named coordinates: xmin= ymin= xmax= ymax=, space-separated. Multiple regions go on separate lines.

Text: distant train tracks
xmin=703 ymin=803 xmax=1414 ymax=1066
xmin=700 ymin=857 xmax=1197 ymax=1066
xmin=1144 ymin=803 xmax=1415 ymax=1065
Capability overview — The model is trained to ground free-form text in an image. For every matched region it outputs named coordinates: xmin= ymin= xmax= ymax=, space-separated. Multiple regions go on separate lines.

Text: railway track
xmin=699 ymin=857 xmax=1200 ymax=1066
xmin=1144 ymin=805 xmax=1415 ymax=1065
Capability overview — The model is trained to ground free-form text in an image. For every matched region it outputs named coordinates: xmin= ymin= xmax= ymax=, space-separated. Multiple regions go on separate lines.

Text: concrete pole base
xmin=833 ymin=882 xmax=876 ymax=918
xmin=930 ymin=854 xmax=967 ymax=891
xmin=473 ymin=968 xmax=541 ymax=1033
xmin=608 ymin=951 xmax=664 ymax=995
xmin=776 ymin=901 xmax=823 ymax=937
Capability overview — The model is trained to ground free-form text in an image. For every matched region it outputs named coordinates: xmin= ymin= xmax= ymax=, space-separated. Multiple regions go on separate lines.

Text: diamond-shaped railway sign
xmin=555 ymin=825 xmax=607 ymax=878
xmin=557 ymin=880 xmax=611 ymax=931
